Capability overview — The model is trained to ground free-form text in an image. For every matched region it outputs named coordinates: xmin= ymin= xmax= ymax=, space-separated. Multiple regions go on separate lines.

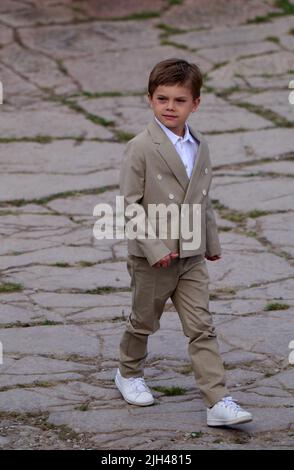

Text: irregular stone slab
xmin=218 ymin=231 xmax=267 ymax=253
xmin=48 ymin=403 xmax=206 ymax=434
xmin=230 ymin=89 xmax=294 ymax=123
xmin=5 ymin=261 xmax=128 ymax=291
xmin=0 ymin=63 xmax=42 ymax=106
xmin=0 ymin=226 xmax=92 ymax=257
xmin=19 ymin=20 xmax=160 ymax=59
xmin=0 ymin=384 xmax=87 ymax=413
xmin=226 ymin=368 xmax=263 ymax=388
xmin=0 ymin=168 xmax=119 ymax=202
xmin=0 ymin=228 xmax=114 ymax=257
xmin=64 ymin=47 xmax=211 ymax=93
xmin=208 ymin=250 xmax=293 ymax=290
xmin=208 ymin=51 xmax=294 ymax=90
xmin=222 ymin=350 xmax=266 ymax=366
xmin=242 ymin=73 xmax=294 ymax=90
xmin=234 ymin=389 xmax=293 ymax=408
xmin=47 ymin=190 xmax=119 ymax=217
xmin=79 ymin=93 xmax=273 ymax=135
xmin=0 ymin=213 xmax=76 ymax=244
xmin=256 ymin=212 xmax=294 ymax=258
xmin=0 ymin=324 xmax=101 ymax=357
xmin=240 ymin=278 xmax=294 ymax=301
xmin=0 ymin=304 xmax=57 ymax=326
xmin=147 ymin=370 xmax=197 ymax=391
xmin=172 ymin=16 xmax=294 ymax=48
xmin=0 ymin=292 xmax=31 ymax=305
xmin=1 ymin=356 xmax=94 ymax=375
xmin=0 ymin=23 xmax=13 ymax=46
xmin=0 ymin=43 xmax=77 ymax=94
xmin=0 ymin=140 xmax=123 ymax=173
xmin=207 ymin=128 xmax=294 ymax=167
xmin=233 ymin=160 xmax=294 ymax=176
xmin=0 ymin=1 xmax=32 ymax=13
xmin=210 ymin=299 xmax=267 ymax=316
xmin=77 ymin=95 xmax=154 ymax=135
xmin=0 ymin=204 xmax=52 ymax=214
xmin=0 ymin=246 xmax=111 ymax=270
xmin=217 ymin=310 xmax=294 ymax=358
xmin=253 ymin=368 xmax=294 ymax=391
xmin=280 ymin=33 xmax=294 ymax=51
xmin=235 ymin=407 xmax=294 ymax=433
xmin=198 ymin=41 xmax=279 ymax=64
xmin=247 ymin=385 xmax=292 ymax=398
xmin=0 ymin=436 xmax=11 ymax=447
xmin=0 ymin=101 xmax=113 ymax=139
xmin=0 ymin=212 xmax=75 ymax=231
xmin=65 ymin=305 xmax=130 ymax=323
xmin=31 ymin=291 xmax=131 ymax=310
xmin=190 ymin=93 xmax=273 ymax=132
xmin=0 ymin=3 xmax=75 ymax=26
xmin=0 ymin=371 xmax=83 ymax=389
xmin=212 ymin=175 xmax=294 ymax=211
xmin=161 ymin=0 xmax=281 ymax=29
xmin=80 ymin=0 xmax=166 ymax=18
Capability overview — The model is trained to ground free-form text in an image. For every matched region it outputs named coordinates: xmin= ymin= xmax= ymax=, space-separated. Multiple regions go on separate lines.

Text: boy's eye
xmin=157 ymin=97 xmax=186 ymax=102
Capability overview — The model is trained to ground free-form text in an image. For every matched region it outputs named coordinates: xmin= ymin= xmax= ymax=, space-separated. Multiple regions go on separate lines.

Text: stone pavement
xmin=0 ymin=0 xmax=293 ymax=450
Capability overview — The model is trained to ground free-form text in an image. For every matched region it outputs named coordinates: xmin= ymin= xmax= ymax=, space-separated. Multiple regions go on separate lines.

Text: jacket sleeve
xmin=205 ymin=195 xmax=222 ymax=257
xmin=120 ymin=140 xmax=171 ymax=266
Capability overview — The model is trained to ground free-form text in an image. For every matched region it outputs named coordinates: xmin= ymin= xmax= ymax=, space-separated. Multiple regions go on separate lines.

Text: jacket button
xmin=204 ymin=168 xmax=208 ymax=174
xmin=157 ymin=174 xmax=162 ymax=180
xmin=202 ymin=189 xmax=207 ymax=196
xmin=168 ymin=193 xmax=175 ymax=200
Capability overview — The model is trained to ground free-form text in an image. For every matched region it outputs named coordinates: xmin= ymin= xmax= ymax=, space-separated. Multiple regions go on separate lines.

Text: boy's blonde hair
xmin=148 ymin=58 xmax=203 ymax=100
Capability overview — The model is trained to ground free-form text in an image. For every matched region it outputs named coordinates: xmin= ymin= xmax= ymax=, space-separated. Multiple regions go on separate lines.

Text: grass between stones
xmin=152 ymin=385 xmax=187 ymax=396
xmin=247 ymin=0 xmax=294 ymax=24
xmin=0 ymin=282 xmax=23 ymax=293
xmin=0 ymin=184 xmax=119 ymax=208
xmin=264 ymin=302 xmax=290 ymax=311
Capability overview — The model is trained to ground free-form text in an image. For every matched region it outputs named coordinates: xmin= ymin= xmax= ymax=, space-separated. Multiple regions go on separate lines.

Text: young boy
xmin=115 ymin=58 xmax=252 ymax=426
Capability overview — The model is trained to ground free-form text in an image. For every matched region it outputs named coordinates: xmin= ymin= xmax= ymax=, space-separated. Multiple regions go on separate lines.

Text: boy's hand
xmin=153 ymin=252 xmax=179 ymax=268
xmin=205 ymin=254 xmax=221 ymax=261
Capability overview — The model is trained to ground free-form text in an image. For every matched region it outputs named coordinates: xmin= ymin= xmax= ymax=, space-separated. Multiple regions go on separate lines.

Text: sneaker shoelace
xmin=221 ymin=396 xmax=242 ymax=413
xmin=129 ymin=377 xmax=148 ymax=393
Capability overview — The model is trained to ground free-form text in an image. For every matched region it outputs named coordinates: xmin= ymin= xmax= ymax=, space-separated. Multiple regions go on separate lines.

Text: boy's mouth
xmin=162 ymin=114 xmax=177 ymax=120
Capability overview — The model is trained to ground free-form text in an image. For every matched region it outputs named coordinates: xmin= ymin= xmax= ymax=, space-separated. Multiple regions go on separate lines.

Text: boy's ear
xmin=192 ymin=97 xmax=201 ymax=112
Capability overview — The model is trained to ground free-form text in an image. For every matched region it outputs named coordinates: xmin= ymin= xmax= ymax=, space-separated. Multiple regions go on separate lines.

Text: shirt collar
xmin=154 ymin=116 xmax=195 ymax=145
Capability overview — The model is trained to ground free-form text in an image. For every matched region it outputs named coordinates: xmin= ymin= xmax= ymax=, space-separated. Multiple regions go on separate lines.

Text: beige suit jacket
xmin=119 ymin=117 xmax=221 ymax=266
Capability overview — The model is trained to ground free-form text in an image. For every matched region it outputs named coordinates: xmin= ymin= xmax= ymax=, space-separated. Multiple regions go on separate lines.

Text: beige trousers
xmin=118 ymin=254 xmax=229 ymax=407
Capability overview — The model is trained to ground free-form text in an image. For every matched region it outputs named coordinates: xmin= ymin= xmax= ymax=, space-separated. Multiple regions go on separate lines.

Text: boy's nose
xmin=166 ymin=102 xmax=175 ymax=110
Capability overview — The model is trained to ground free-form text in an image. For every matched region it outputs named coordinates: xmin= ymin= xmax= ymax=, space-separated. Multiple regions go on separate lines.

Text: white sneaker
xmin=207 ymin=396 xmax=253 ymax=426
xmin=115 ymin=368 xmax=155 ymax=406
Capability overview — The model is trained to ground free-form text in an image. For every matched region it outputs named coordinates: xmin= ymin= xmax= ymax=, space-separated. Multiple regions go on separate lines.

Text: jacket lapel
xmin=147 ymin=119 xmax=189 ymax=192
xmin=147 ymin=118 xmax=207 ymax=198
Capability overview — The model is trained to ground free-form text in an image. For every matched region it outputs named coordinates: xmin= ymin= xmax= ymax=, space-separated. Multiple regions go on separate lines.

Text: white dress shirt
xmin=155 ymin=116 xmax=198 ymax=179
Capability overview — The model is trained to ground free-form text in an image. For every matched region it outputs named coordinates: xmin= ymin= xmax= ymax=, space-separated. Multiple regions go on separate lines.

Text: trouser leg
xmin=119 ymin=255 xmax=177 ymax=378
xmin=171 ymin=256 xmax=229 ymax=407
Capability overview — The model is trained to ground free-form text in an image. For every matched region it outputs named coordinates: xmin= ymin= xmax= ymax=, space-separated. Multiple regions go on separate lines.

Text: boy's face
xmin=148 ymin=84 xmax=200 ymax=137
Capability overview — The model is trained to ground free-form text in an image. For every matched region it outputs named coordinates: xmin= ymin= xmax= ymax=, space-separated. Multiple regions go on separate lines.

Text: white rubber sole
xmin=207 ymin=415 xmax=253 ymax=426
xmin=115 ymin=376 xmax=155 ymax=406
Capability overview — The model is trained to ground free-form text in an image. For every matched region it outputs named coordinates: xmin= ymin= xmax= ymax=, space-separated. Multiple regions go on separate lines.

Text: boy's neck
xmin=155 ymin=116 xmax=186 ymax=138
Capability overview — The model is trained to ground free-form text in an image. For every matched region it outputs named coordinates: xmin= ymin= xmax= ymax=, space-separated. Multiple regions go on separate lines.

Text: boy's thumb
xmin=170 ymin=252 xmax=179 ymax=258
